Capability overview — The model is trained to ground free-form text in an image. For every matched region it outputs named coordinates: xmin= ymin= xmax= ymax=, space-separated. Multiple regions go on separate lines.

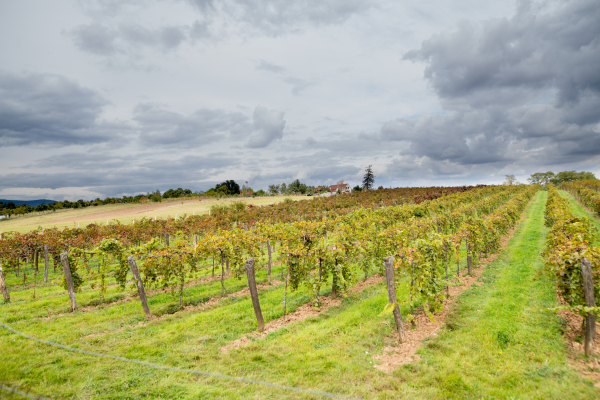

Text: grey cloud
xmin=79 ymin=0 xmax=146 ymax=18
xmin=0 ymin=152 xmax=236 ymax=194
xmin=255 ymin=59 xmax=286 ymax=73
xmin=383 ymin=0 xmax=600 ymax=175
xmin=404 ymin=0 xmax=600 ymax=106
xmin=0 ymin=73 xmax=110 ymax=147
xmin=72 ymin=0 xmax=376 ymax=60
xmin=134 ymin=103 xmax=251 ymax=147
xmin=187 ymin=0 xmax=215 ymax=13
xmin=245 ymin=106 xmax=286 ymax=148
xmin=72 ymin=23 xmax=190 ymax=57
xmin=221 ymin=0 xmax=378 ymax=37
xmin=283 ymin=76 xmax=315 ymax=96
xmin=71 ymin=23 xmax=117 ymax=55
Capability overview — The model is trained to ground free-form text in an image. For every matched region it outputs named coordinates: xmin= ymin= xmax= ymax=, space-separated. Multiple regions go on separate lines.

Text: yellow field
xmin=0 ymin=196 xmax=309 ymax=234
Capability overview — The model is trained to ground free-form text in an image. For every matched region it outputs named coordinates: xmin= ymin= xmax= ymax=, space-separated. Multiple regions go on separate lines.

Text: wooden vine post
xmin=0 ymin=262 xmax=10 ymax=302
xmin=127 ymin=255 xmax=152 ymax=320
xmin=456 ymin=240 xmax=461 ymax=277
xmin=220 ymin=254 xmax=227 ymax=296
xmin=34 ymin=250 xmax=39 ymax=273
xmin=245 ymin=258 xmax=265 ymax=332
xmin=467 ymin=242 xmax=472 ymax=275
xmin=44 ymin=245 xmax=49 ymax=283
xmin=383 ymin=256 xmax=406 ymax=342
xmin=267 ymin=240 xmax=272 ymax=283
xmin=445 ymin=242 xmax=449 ymax=297
xmin=582 ymin=258 xmax=596 ymax=357
xmin=60 ymin=253 xmax=78 ymax=311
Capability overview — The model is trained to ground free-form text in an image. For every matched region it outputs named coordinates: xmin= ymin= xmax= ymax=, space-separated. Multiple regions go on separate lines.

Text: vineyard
xmin=1 ymin=184 xmax=600 ymax=399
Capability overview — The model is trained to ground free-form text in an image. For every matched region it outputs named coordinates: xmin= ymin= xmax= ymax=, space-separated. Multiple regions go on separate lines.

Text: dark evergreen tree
xmin=362 ymin=165 xmax=375 ymax=190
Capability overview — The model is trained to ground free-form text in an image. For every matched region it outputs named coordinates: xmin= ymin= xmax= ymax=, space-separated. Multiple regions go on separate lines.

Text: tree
xmin=528 ymin=171 xmax=555 ymax=186
xmin=527 ymin=170 xmax=596 ymax=186
xmin=215 ymin=180 xmax=240 ymax=195
xmin=352 ymin=185 xmax=362 ymax=192
xmin=552 ymin=171 xmax=596 ymax=185
xmin=504 ymin=175 xmax=517 ymax=185
xmin=362 ymin=165 xmax=375 ymax=190
xmin=268 ymin=184 xmax=280 ymax=195
xmin=288 ymin=179 xmax=307 ymax=194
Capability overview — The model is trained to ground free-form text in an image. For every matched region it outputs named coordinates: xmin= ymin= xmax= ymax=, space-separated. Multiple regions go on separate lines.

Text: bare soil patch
xmin=556 ymin=299 xmax=600 ymax=385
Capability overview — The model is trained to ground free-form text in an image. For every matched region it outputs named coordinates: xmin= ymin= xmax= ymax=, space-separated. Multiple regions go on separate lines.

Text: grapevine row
xmin=561 ymin=180 xmax=600 ymax=217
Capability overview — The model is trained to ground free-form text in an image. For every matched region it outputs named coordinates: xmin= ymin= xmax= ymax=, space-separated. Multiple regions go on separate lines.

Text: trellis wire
xmin=0 ymin=383 xmax=53 ymax=400
xmin=0 ymin=321 xmax=365 ymax=400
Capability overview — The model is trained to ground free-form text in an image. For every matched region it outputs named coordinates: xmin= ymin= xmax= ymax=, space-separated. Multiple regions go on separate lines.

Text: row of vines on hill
xmin=0 ymin=186 xmax=487 ymax=275
xmin=0 ymin=186 xmax=481 ymax=264
xmin=561 ymin=180 xmax=600 ymax=217
xmin=542 ymin=184 xmax=600 ymax=317
xmin=30 ymin=186 xmax=535 ymax=325
xmin=0 ymin=185 xmax=538 ymax=338
xmin=72 ymin=184 xmax=520 ymax=300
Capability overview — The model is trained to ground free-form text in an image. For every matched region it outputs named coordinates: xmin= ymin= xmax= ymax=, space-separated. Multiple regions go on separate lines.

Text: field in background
xmin=0 ymin=196 xmax=309 ymax=234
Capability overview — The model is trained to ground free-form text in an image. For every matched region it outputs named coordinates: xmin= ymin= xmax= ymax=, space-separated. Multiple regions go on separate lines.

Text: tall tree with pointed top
xmin=362 ymin=165 xmax=375 ymax=190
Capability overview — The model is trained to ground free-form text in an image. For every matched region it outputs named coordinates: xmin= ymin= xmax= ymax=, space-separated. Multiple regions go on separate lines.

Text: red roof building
xmin=329 ymin=183 xmax=351 ymax=193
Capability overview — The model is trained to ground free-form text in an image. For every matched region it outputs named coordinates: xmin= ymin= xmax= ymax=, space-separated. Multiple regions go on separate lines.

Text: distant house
xmin=329 ymin=184 xmax=351 ymax=193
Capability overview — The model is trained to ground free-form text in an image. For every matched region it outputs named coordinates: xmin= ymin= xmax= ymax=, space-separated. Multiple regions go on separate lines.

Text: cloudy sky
xmin=0 ymin=0 xmax=598 ymax=200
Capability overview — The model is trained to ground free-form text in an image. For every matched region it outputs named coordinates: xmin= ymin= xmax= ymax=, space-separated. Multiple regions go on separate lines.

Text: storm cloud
xmin=379 ymin=0 xmax=600 ymax=177
xmin=0 ymin=73 xmax=110 ymax=146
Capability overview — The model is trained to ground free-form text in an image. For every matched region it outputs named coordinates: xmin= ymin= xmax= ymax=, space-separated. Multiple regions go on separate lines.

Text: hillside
xmin=0 ymin=199 xmax=57 ymax=207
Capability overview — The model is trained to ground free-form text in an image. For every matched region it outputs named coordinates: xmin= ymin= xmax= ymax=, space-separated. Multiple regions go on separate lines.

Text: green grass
xmin=1 ymin=191 xmax=597 ymax=399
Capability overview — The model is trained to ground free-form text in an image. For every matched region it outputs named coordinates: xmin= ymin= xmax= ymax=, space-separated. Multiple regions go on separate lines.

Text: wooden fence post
xmin=456 ymin=242 xmax=460 ymax=277
xmin=445 ymin=243 xmax=449 ymax=297
xmin=60 ymin=253 xmax=78 ymax=311
xmin=0 ymin=262 xmax=10 ymax=303
xmin=166 ymin=233 xmax=170 ymax=247
xmin=267 ymin=240 xmax=272 ymax=283
xmin=44 ymin=245 xmax=49 ymax=283
xmin=34 ymin=251 xmax=39 ymax=273
xmin=383 ymin=256 xmax=406 ymax=342
xmin=127 ymin=256 xmax=152 ymax=320
xmin=220 ymin=254 xmax=227 ymax=296
xmin=467 ymin=242 xmax=472 ymax=275
xmin=245 ymin=258 xmax=265 ymax=332
xmin=582 ymin=258 xmax=596 ymax=357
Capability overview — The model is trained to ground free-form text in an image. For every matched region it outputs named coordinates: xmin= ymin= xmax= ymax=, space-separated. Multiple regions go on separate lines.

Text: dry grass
xmin=0 ymin=195 xmax=309 ymax=233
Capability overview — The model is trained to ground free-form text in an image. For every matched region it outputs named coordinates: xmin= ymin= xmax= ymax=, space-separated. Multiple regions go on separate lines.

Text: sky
xmin=0 ymin=0 xmax=598 ymax=201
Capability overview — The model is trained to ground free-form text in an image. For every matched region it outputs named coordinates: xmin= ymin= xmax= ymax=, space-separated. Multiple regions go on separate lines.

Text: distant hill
xmin=0 ymin=199 xmax=57 ymax=207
